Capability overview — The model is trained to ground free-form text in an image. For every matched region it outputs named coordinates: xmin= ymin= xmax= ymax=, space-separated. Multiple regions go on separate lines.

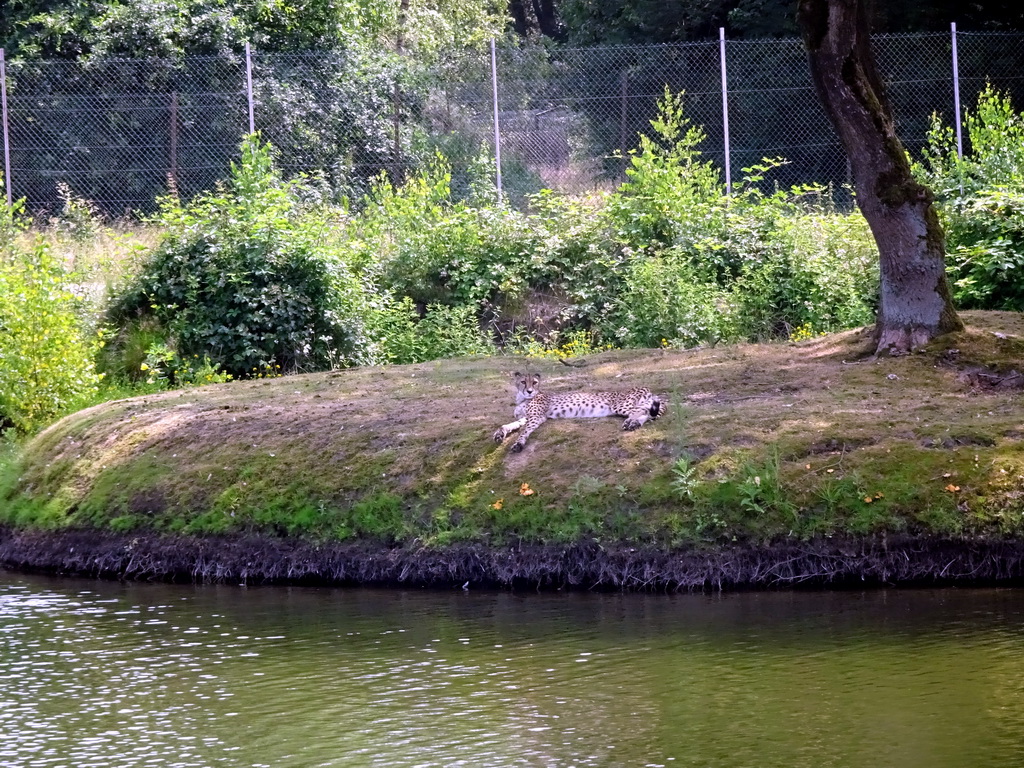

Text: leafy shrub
xmin=525 ymin=190 xmax=625 ymax=328
xmin=362 ymin=155 xmax=542 ymax=309
xmin=916 ymin=84 xmax=1024 ymax=199
xmin=779 ymin=208 xmax=880 ymax=331
xmin=914 ymin=86 xmax=1024 ymax=310
xmin=604 ymin=253 xmax=738 ymax=348
xmin=599 ymin=92 xmax=878 ymax=344
xmin=0 ymin=200 xmax=102 ymax=431
xmin=107 ymin=136 xmax=375 ymax=377
xmin=372 ymin=298 xmax=492 ymax=364
xmin=606 ymin=88 xmax=725 ymax=253
xmin=727 ymin=195 xmax=879 ymax=340
xmin=938 ymin=190 xmax=1024 ymax=309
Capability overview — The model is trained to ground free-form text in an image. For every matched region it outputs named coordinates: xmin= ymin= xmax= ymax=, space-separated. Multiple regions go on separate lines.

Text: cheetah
xmin=493 ymin=372 xmax=665 ymax=452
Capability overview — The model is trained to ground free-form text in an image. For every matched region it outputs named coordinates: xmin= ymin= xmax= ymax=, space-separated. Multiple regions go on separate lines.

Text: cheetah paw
xmin=493 ymin=429 xmax=506 ymax=443
xmin=510 ymin=442 xmax=525 ymax=453
xmin=622 ymin=419 xmax=641 ymax=431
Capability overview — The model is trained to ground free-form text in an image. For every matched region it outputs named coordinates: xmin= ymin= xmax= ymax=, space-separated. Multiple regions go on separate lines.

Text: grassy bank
xmin=3 ymin=311 xmax=1024 ymax=583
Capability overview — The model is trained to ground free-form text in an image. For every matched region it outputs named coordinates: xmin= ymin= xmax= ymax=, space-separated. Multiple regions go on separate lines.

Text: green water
xmin=1 ymin=572 xmax=1022 ymax=767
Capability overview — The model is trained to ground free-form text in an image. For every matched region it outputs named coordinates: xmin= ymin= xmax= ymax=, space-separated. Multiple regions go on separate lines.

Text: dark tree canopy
xmin=512 ymin=0 xmax=1024 ymax=45
xmin=508 ymin=0 xmax=565 ymax=40
xmin=7 ymin=0 xmax=1024 ymax=59
xmin=798 ymin=0 xmax=963 ymax=354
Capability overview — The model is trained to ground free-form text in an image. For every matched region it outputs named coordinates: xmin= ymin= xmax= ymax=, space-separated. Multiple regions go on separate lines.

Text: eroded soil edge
xmin=3 ymin=528 xmax=1023 ymax=591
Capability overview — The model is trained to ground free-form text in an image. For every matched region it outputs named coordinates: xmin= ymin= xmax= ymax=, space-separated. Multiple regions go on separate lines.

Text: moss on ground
xmin=3 ymin=311 xmax=1024 ymax=549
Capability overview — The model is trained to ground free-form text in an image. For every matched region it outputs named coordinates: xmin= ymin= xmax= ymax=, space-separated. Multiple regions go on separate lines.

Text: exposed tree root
xmin=3 ymin=529 xmax=1024 ymax=591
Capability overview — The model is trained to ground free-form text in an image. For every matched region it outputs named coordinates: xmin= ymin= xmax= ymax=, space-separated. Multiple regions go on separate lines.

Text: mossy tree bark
xmin=798 ymin=0 xmax=963 ymax=354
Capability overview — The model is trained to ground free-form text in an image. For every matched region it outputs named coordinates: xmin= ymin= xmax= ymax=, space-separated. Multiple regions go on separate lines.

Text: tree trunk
xmin=798 ymin=0 xmax=962 ymax=354
xmin=508 ymin=0 xmax=530 ymax=37
xmin=531 ymin=0 xmax=564 ymax=41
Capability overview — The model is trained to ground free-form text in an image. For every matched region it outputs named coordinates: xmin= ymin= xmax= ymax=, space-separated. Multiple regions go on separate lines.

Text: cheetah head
xmin=512 ymin=371 xmax=541 ymax=405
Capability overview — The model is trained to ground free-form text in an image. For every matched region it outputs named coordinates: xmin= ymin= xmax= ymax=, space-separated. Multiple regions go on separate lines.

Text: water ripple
xmin=2 ymin=575 xmax=1024 ymax=767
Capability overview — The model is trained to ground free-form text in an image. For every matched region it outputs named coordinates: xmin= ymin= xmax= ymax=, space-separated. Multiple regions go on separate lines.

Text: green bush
xmin=526 ymin=190 xmax=626 ymax=328
xmin=938 ymin=190 xmax=1024 ymax=309
xmin=361 ymin=155 xmax=541 ymax=309
xmin=107 ymin=136 xmax=376 ymax=377
xmin=728 ymin=195 xmax=879 ymax=340
xmin=606 ymin=88 xmax=726 ymax=254
xmin=914 ymin=86 xmax=1024 ymax=310
xmin=916 ymin=84 xmax=1024 ymax=200
xmin=599 ymin=92 xmax=878 ymax=344
xmin=593 ymin=91 xmax=877 ymax=345
xmin=0 ymin=199 xmax=102 ymax=431
xmin=371 ymin=298 xmax=492 ymax=364
xmin=604 ymin=253 xmax=738 ymax=347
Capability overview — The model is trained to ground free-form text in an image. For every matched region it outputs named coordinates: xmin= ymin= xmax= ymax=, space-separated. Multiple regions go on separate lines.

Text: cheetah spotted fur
xmin=492 ymin=372 xmax=665 ymax=452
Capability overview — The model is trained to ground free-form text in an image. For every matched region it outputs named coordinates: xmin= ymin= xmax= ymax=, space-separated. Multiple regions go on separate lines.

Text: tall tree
xmin=797 ymin=0 xmax=963 ymax=354
xmin=506 ymin=0 xmax=564 ymax=40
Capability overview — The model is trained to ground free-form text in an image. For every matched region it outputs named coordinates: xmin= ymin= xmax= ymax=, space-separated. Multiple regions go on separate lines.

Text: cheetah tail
xmin=650 ymin=397 xmax=666 ymax=419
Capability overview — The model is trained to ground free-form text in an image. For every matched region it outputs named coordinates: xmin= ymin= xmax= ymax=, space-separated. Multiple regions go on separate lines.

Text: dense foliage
xmin=500 ymin=0 xmax=1022 ymax=45
xmin=0 ymin=90 xmax=877 ymax=402
xmin=106 ymin=137 xmax=378 ymax=378
xmin=5 ymin=0 xmax=1022 ymax=61
xmin=349 ymin=90 xmax=878 ymax=352
xmin=103 ymin=137 xmax=496 ymax=380
xmin=914 ymin=86 xmax=1024 ymax=311
xmin=1 ymin=0 xmax=505 ymax=60
xmin=78 ymin=89 xmax=877 ymax=391
xmin=0 ymin=198 xmax=101 ymax=431
xmin=2 ymin=1 xmax=506 ymax=212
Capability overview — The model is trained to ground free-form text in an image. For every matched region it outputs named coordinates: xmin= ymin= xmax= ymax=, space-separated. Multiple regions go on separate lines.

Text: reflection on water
xmin=1 ymin=572 xmax=1023 ymax=768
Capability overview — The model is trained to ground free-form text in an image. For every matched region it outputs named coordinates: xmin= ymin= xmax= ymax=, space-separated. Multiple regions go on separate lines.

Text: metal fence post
xmin=719 ymin=28 xmax=731 ymax=195
xmin=951 ymin=22 xmax=963 ymax=160
xmin=169 ymin=91 xmax=179 ymax=191
xmin=490 ymin=38 xmax=503 ymax=204
xmin=619 ymin=70 xmax=629 ymax=176
xmin=393 ymin=79 xmax=401 ymax=176
xmin=1 ymin=48 xmax=12 ymax=208
xmin=245 ymin=42 xmax=255 ymax=134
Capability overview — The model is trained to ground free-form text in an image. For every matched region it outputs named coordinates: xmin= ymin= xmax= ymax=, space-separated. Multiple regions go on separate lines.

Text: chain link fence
xmin=3 ymin=29 xmax=1024 ymax=216
xmin=2 ymin=55 xmax=249 ymax=215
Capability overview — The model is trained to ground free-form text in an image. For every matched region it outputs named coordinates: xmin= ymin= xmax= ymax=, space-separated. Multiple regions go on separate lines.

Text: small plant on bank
xmin=670 ymin=457 xmax=699 ymax=501
xmin=138 ymin=342 xmax=233 ymax=387
xmin=789 ymin=323 xmax=817 ymax=342
xmin=674 ymin=452 xmax=800 ymax=542
xmin=512 ymin=329 xmax=614 ymax=361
